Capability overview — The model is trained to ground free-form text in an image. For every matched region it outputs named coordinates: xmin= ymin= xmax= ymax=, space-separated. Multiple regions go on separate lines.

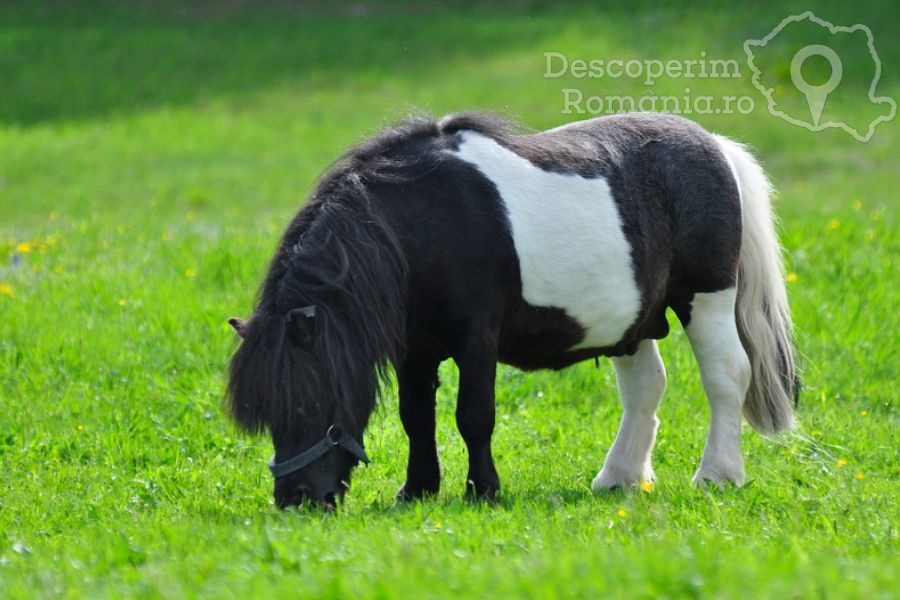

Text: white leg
xmin=685 ymin=289 xmax=751 ymax=486
xmin=593 ymin=340 xmax=666 ymax=490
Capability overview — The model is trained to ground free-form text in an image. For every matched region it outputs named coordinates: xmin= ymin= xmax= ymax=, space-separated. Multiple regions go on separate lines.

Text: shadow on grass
xmin=357 ymin=485 xmax=620 ymax=516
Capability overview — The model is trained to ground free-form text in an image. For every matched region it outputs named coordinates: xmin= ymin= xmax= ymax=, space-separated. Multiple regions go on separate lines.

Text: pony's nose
xmin=275 ymin=483 xmax=311 ymax=509
xmin=275 ymin=482 xmax=343 ymax=510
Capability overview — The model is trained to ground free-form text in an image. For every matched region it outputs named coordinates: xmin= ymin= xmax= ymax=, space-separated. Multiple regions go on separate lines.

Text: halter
xmin=267 ymin=425 xmax=370 ymax=479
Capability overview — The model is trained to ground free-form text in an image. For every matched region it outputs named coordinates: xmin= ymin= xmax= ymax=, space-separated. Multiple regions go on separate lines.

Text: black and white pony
xmin=228 ymin=112 xmax=798 ymax=509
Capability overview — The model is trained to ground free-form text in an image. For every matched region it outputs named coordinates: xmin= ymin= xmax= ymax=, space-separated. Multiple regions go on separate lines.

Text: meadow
xmin=0 ymin=1 xmax=897 ymax=597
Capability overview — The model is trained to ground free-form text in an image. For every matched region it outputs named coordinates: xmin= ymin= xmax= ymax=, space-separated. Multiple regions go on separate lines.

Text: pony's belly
xmin=498 ymin=301 xmax=641 ymax=371
xmin=452 ymin=132 xmax=642 ymax=349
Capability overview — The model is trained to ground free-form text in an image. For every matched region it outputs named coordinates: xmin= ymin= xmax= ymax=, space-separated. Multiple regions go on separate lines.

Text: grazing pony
xmin=227 ymin=112 xmax=798 ymax=509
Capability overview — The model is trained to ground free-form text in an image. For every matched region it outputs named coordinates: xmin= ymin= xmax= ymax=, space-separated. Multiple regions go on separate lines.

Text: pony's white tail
xmin=715 ymin=135 xmax=798 ymax=435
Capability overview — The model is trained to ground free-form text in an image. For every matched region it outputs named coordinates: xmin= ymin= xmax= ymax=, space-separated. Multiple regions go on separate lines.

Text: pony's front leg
xmin=454 ymin=331 xmax=501 ymax=501
xmin=396 ymin=353 xmax=443 ymax=501
xmin=593 ymin=340 xmax=667 ymax=490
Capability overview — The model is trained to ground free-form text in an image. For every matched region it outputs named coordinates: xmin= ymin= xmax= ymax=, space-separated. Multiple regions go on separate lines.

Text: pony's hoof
xmin=464 ymin=478 xmax=500 ymax=502
xmin=592 ymin=465 xmax=654 ymax=491
xmin=691 ymin=465 xmax=745 ymax=488
xmin=396 ymin=481 xmax=439 ymax=502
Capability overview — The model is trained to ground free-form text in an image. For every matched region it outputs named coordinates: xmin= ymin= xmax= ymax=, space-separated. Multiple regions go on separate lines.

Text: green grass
xmin=1 ymin=1 xmax=897 ymax=597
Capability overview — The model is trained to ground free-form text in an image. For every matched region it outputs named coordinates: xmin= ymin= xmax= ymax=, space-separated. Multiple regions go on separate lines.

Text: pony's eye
xmin=286 ymin=315 xmax=316 ymax=349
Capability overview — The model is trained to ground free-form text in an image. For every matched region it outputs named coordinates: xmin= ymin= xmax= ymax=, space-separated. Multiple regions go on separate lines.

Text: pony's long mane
xmin=227 ymin=112 xmax=520 ymax=438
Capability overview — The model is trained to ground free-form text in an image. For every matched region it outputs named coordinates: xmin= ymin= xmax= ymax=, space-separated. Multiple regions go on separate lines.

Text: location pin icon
xmin=790 ymin=44 xmax=843 ymax=126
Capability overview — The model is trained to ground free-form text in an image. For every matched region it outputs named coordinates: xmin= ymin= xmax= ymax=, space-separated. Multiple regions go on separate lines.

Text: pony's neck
xmin=279 ymin=194 xmax=409 ymax=368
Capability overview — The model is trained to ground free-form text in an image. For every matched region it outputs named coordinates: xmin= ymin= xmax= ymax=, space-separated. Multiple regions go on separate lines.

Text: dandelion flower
xmin=118 ymin=298 xmax=127 ymax=306
xmin=860 ymin=410 xmax=868 ymax=416
xmin=836 ymin=458 xmax=848 ymax=468
xmin=617 ymin=509 xmax=627 ymax=517
xmin=16 ymin=241 xmax=31 ymax=253
xmin=0 ymin=282 xmax=14 ymax=298
xmin=854 ymin=472 xmax=865 ymax=480
xmin=639 ymin=481 xmax=655 ymax=493
xmin=786 ymin=272 xmax=799 ymax=283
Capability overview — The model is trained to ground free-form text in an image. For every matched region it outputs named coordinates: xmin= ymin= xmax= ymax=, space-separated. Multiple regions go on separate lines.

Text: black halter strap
xmin=267 ymin=425 xmax=370 ymax=479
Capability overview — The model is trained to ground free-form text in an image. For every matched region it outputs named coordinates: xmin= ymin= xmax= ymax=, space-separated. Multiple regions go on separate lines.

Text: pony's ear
xmin=286 ymin=305 xmax=316 ymax=349
xmin=228 ymin=317 xmax=248 ymax=338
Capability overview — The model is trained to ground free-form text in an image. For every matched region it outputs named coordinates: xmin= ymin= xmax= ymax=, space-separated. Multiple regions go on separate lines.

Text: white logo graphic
xmin=744 ymin=12 xmax=896 ymax=142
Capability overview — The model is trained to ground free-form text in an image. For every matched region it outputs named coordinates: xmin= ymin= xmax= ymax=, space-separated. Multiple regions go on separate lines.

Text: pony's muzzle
xmin=275 ymin=482 xmax=310 ymax=509
xmin=274 ymin=482 xmax=339 ymax=511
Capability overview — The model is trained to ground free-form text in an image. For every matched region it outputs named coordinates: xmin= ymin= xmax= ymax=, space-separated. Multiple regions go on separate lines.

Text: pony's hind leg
xmin=684 ymin=289 xmax=751 ymax=486
xmin=593 ymin=340 xmax=666 ymax=490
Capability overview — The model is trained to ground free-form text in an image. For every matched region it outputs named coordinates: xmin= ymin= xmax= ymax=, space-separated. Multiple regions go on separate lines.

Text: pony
xmin=227 ymin=112 xmax=798 ymax=509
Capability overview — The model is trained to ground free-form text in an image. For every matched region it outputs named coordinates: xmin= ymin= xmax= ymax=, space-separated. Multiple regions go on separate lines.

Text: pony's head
xmin=227 ymin=194 xmax=407 ymax=510
xmin=227 ymin=306 xmax=374 ymax=509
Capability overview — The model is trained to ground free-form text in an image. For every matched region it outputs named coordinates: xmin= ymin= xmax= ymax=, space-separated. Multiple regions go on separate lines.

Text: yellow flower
xmin=617 ymin=509 xmax=628 ymax=517
xmin=185 ymin=267 xmax=197 ymax=278
xmin=118 ymin=298 xmax=127 ymax=306
xmin=854 ymin=472 xmax=865 ymax=480
xmin=16 ymin=241 xmax=32 ymax=253
xmin=860 ymin=410 xmax=868 ymax=417
xmin=0 ymin=282 xmax=14 ymax=298
xmin=851 ymin=199 xmax=862 ymax=210
xmin=639 ymin=481 xmax=655 ymax=493
xmin=836 ymin=458 xmax=848 ymax=468
xmin=827 ymin=219 xmax=840 ymax=232
xmin=786 ymin=272 xmax=799 ymax=283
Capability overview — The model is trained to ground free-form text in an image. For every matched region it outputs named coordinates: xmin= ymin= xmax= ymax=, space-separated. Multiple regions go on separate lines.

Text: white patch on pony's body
xmin=452 ymin=131 xmax=641 ymax=349
xmin=685 ymin=288 xmax=750 ymax=486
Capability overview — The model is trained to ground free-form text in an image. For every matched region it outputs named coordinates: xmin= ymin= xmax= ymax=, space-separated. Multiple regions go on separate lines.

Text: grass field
xmin=1 ymin=1 xmax=897 ymax=597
